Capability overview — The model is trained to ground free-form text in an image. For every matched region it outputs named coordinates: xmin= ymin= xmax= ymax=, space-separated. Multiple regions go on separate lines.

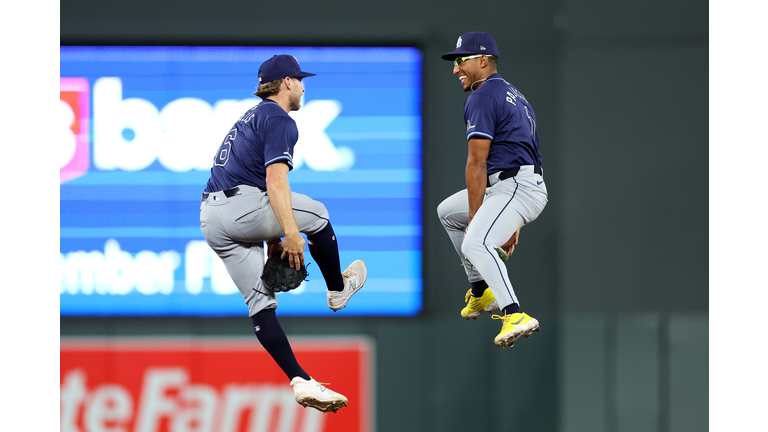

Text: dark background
xmin=60 ymin=0 xmax=709 ymax=430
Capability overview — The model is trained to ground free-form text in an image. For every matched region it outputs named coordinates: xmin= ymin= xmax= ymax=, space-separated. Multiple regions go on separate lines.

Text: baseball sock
xmin=502 ymin=303 xmax=522 ymax=315
xmin=471 ymin=280 xmax=488 ymax=297
xmin=307 ymin=222 xmax=345 ymax=292
xmin=251 ymin=308 xmax=310 ymax=381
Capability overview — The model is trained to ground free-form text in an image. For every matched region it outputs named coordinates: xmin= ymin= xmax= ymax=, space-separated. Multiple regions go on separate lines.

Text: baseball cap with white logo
xmin=257 ymin=54 xmax=317 ymax=85
xmin=441 ymin=32 xmax=500 ymax=61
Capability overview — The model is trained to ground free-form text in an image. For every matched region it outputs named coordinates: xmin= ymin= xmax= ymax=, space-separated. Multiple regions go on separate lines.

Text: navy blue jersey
xmin=205 ymin=99 xmax=297 ymax=192
xmin=463 ymin=73 xmax=542 ymax=173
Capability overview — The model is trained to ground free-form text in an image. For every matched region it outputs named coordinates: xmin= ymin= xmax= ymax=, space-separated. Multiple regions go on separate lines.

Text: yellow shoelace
xmin=491 ymin=313 xmax=515 ymax=322
xmin=464 ymin=289 xmax=473 ymax=303
xmin=491 ymin=313 xmax=527 ymax=328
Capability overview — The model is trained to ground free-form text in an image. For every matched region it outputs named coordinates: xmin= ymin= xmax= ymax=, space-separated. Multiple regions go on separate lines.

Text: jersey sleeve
xmin=463 ymin=93 xmax=497 ymax=141
xmin=263 ymin=116 xmax=299 ymax=169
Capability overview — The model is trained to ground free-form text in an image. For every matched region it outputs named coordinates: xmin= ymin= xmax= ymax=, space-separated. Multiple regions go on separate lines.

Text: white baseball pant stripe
xmin=437 ymin=165 xmax=548 ymax=309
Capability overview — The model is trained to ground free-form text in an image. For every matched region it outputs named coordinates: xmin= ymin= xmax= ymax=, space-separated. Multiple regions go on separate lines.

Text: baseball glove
xmin=261 ymin=255 xmax=308 ymax=294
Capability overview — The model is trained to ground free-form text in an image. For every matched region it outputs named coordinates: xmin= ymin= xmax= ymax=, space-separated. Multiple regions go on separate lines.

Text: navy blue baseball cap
xmin=441 ymin=32 xmax=500 ymax=61
xmin=258 ymin=55 xmax=316 ymax=84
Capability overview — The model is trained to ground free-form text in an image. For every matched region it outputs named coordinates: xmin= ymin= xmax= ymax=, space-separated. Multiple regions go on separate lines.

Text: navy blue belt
xmin=488 ymin=166 xmax=542 ymax=186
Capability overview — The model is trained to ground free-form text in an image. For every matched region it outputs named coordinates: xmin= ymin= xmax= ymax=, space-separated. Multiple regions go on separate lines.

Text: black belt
xmin=488 ymin=166 xmax=542 ymax=186
xmin=201 ymin=186 xmax=243 ymax=202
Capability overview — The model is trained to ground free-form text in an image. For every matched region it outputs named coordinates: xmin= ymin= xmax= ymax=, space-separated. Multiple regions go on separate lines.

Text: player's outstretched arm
xmin=266 ymin=162 xmax=305 ymax=270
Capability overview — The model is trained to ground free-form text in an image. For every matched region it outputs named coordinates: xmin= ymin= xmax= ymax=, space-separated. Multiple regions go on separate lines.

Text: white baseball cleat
xmin=327 ymin=260 xmax=367 ymax=311
xmin=290 ymin=376 xmax=348 ymax=413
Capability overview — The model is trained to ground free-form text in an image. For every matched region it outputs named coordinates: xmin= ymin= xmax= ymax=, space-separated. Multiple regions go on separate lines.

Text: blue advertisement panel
xmin=60 ymin=46 xmax=422 ymax=316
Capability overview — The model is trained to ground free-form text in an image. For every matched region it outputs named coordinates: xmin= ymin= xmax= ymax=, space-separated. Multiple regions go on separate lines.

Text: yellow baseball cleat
xmin=460 ymin=288 xmax=499 ymax=320
xmin=492 ymin=312 xmax=540 ymax=347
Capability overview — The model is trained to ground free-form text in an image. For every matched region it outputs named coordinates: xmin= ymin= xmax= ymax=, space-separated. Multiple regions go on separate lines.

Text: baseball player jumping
xmin=200 ymin=55 xmax=367 ymax=412
xmin=437 ymin=32 xmax=548 ymax=348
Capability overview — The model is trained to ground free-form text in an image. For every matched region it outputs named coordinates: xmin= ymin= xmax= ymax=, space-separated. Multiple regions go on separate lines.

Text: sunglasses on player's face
xmin=454 ymin=54 xmax=483 ymax=66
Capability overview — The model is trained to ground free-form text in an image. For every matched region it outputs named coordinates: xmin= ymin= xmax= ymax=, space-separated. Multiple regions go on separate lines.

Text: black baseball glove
xmin=261 ymin=254 xmax=308 ymax=294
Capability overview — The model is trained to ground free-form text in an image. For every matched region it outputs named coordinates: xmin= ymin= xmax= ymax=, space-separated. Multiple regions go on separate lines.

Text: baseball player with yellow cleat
xmin=437 ymin=32 xmax=547 ymax=348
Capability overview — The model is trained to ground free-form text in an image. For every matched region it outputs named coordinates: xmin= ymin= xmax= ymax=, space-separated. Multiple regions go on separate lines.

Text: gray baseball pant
xmin=437 ymin=165 xmax=548 ymax=309
xmin=200 ymin=185 xmax=329 ymax=316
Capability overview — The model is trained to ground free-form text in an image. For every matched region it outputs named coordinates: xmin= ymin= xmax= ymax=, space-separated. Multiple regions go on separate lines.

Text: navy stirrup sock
xmin=502 ymin=303 xmax=522 ymax=315
xmin=307 ymin=222 xmax=344 ymax=292
xmin=251 ymin=309 xmax=310 ymax=381
xmin=471 ymin=280 xmax=488 ymax=297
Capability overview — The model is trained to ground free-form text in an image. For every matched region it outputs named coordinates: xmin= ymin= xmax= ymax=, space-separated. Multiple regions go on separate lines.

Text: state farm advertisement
xmin=61 ymin=337 xmax=373 ymax=432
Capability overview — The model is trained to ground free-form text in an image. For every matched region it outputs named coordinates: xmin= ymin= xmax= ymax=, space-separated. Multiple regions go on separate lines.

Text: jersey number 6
xmin=214 ymin=129 xmax=237 ymax=166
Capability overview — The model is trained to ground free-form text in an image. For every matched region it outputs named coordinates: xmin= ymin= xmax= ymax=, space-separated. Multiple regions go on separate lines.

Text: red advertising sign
xmin=60 ymin=337 xmax=373 ymax=432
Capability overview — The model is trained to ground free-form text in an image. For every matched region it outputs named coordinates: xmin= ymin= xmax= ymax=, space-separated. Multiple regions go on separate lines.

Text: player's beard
xmin=289 ymin=90 xmax=302 ymax=111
